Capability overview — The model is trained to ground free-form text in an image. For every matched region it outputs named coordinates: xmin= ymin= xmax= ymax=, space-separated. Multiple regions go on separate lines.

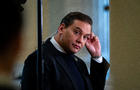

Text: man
xmin=0 ymin=0 xmax=26 ymax=90
xmin=21 ymin=12 xmax=110 ymax=90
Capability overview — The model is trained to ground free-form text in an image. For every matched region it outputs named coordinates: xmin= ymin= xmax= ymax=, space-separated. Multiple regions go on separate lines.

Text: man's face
xmin=60 ymin=20 xmax=91 ymax=54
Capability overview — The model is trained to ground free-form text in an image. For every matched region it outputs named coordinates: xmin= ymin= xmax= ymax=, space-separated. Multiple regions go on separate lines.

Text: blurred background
xmin=13 ymin=0 xmax=140 ymax=90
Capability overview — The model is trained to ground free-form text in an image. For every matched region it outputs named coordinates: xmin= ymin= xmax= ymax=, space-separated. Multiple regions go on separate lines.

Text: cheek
xmin=65 ymin=34 xmax=75 ymax=43
xmin=81 ymin=41 xmax=87 ymax=47
xmin=70 ymin=37 xmax=77 ymax=45
xmin=64 ymin=31 xmax=78 ymax=46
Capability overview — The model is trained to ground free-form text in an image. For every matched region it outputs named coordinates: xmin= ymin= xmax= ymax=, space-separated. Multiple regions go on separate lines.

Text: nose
xmin=76 ymin=36 xmax=84 ymax=44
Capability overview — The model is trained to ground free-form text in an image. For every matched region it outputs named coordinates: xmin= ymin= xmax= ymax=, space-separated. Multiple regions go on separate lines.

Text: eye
xmin=83 ymin=36 xmax=88 ymax=40
xmin=74 ymin=30 xmax=80 ymax=35
xmin=83 ymin=35 xmax=90 ymax=40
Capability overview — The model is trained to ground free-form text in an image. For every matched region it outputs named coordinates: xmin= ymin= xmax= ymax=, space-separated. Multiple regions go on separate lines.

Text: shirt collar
xmin=50 ymin=36 xmax=66 ymax=53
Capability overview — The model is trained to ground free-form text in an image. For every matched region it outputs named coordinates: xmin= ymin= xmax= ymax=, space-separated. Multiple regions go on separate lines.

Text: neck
xmin=54 ymin=34 xmax=65 ymax=50
xmin=54 ymin=34 xmax=61 ymax=44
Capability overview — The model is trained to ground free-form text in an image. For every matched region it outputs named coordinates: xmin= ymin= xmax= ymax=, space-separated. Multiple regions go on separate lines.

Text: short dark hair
xmin=60 ymin=12 xmax=93 ymax=28
xmin=0 ymin=0 xmax=26 ymax=52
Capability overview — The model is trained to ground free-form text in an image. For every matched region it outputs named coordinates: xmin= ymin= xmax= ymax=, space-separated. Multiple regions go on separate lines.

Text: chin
xmin=72 ymin=49 xmax=80 ymax=53
xmin=68 ymin=47 xmax=80 ymax=54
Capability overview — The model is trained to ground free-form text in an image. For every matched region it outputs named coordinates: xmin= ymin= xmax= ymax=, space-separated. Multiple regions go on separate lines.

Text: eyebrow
xmin=74 ymin=27 xmax=91 ymax=36
xmin=74 ymin=27 xmax=82 ymax=31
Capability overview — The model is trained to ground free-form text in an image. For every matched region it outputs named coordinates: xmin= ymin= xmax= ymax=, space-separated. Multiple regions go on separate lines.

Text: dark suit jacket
xmin=21 ymin=38 xmax=110 ymax=90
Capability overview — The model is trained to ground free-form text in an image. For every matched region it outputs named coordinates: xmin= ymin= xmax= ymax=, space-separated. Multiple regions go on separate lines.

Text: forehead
xmin=71 ymin=20 xmax=92 ymax=34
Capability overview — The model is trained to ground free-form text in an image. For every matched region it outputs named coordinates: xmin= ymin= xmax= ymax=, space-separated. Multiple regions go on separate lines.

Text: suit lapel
xmin=55 ymin=55 xmax=79 ymax=90
xmin=74 ymin=57 xmax=93 ymax=90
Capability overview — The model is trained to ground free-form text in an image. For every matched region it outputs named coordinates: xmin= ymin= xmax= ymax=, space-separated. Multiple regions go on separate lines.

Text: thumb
xmin=85 ymin=41 xmax=90 ymax=47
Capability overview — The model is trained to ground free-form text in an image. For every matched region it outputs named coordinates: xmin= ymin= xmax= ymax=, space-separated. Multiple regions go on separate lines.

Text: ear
xmin=58 ymin=23 xmax=65 ymax=33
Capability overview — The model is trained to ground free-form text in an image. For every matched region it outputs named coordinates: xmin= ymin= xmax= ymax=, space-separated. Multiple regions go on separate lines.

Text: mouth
xmin=72 ymin=44 xmax=80 ymax=49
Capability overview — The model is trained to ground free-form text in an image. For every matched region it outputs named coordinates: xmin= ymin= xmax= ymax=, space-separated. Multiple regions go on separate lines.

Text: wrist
xmin=92 ymin=56 xmax=101 ymax=58
xmin=91 ymin=53 xmax=101 ymax=58
xmin=92 ymin=56 xmax=103 ymax=63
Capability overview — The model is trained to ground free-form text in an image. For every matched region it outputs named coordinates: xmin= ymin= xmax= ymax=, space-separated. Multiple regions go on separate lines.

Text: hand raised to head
xmin=85 ymin=33 xmax=101 ymax=57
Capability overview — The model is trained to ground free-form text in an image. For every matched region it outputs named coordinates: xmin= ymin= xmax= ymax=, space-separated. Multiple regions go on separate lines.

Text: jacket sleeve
xmin=90 ymin=57 xmax=110 ymax=90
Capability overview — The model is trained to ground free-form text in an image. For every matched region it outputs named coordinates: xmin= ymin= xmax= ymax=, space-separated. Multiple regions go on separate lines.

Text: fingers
xmin=90 ymin=32 xmax=99 ymax=42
